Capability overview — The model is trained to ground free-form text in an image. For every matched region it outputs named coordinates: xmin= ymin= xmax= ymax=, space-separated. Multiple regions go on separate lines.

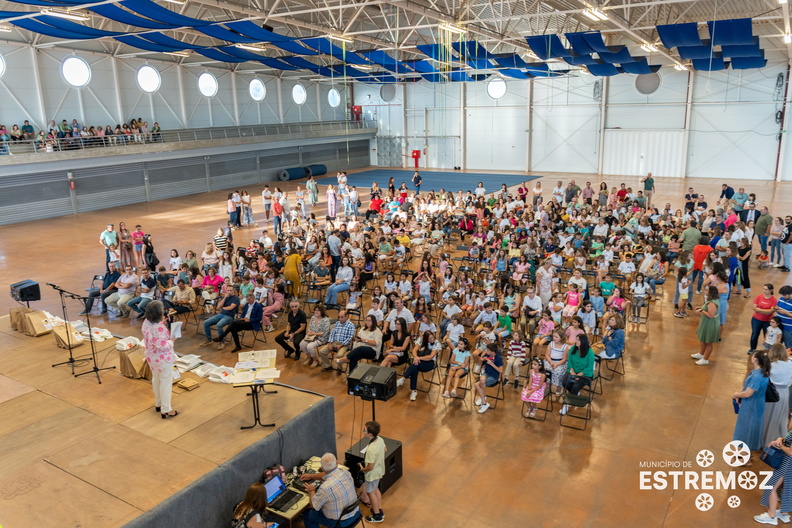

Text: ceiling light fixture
xmin=785 ymin=34 xmax=792 ymax=43
xmin=354 ymin=64 xmax=373 ymax=70
xmin=328 ymin=34 xmax=354 ymax=44
xmin=40 ymin=8 xmax=90 ymax=21
xmin=165 ymin=51 xmax=191 ymax=57
xmin=439 ymin=23 xmax=466 ymax=34
xmin=674 ymin=63 xmax=688 ymax=71
xmin=0 ymin=25 xmax=11 ymax=33
xmin=235 ymin=43 xmax=266 ymax=52
xmin=162 ymin=0 xmax=187 ymax=4
xmin=641 ymin=43 xmax=658 ymax=53
xmin=781 ymin=0 xmax=788 ymax=5
xmin=583 ymin=9 xmax=608 ymax=21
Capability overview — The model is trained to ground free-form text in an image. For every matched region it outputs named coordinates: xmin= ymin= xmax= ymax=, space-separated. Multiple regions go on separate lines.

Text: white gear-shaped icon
xmin=738 ymin=471 xmax=758 ymax=490
xmin=697 ymin=449 xmax=715 ymax=468
xmin=696 ymin=493 xmax=714 ymax=511
xmin=727 ymin=495 xmax=741 ymax=508
xmin=723 ymin=441 xmax=752 ymax=467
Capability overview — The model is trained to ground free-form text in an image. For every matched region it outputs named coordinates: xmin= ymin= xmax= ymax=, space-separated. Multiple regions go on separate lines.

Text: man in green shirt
xmin=756 ymin=206 xmax=773 ymax=253
xmin=641 ymin=172 xmax=655 ymax=206
xmin=680 ymin=220 xmax=702 ymax=253
xmin=57 ymin=120 xmax=71 ymax=138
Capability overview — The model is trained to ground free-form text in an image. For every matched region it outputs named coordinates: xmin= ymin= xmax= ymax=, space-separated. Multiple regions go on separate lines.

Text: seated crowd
xmin=0 ymin=117 xmax=162 ymax=153
xmin=89 ymin=176 xmax=789 ymax=414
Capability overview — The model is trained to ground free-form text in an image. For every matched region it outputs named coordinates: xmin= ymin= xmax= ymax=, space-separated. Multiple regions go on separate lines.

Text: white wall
xmin=353 ymin=64 xmax=792 ymax=181
xmin=0 ymin=41 xmax=349 ymax=132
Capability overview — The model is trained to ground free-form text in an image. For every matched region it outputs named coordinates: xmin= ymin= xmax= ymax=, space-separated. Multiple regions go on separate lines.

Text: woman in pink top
xmin=141 ymin=301 xmax=178 ymax=418
xmin=201 ymin=267 xmax=224 ymax=300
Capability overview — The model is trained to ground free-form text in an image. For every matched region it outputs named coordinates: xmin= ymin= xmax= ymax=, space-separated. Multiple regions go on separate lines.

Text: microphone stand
xmin=71 ymin=293 xmax=116 ymax=384
xmin=49 ymin=283 xmax=78 ymax=375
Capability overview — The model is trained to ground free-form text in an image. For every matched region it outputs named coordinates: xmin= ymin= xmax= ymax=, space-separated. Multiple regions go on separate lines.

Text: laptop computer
xmin=265 ymin=474 xmax=304 ymax=513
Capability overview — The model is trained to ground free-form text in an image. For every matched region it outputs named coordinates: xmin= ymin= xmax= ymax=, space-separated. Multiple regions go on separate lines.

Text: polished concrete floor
xmin=1 ymin=168 xmax=791 ymax=527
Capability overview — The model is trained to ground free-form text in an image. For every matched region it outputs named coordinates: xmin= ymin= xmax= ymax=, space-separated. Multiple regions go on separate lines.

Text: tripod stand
xmin=72 ymin=293 xmax=116 ymax=384
xmin=49 ymin=283 xmax=81 ymax=376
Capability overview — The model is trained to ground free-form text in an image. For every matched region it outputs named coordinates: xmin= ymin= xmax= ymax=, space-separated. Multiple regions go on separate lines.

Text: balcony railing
xmin=0 ymin=120 xmax=371 ymax=156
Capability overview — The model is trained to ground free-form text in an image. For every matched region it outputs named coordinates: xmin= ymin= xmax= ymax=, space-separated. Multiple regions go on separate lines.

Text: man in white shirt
xmin=105 ymin=265 xmax=139 ymax=317
xmin=383 ymin=297 xmax=415 ymax=341
xmin=593 ymin=218 xmax=609 ymax=237
xmin=551 ymin=181 xmax=564 ymax=203
xmin=521 ymin=288 xmax=543 ymax=337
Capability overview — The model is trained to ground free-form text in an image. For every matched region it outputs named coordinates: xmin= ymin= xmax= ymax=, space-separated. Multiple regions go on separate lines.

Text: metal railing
xmin=0 ymin=120 xmax=371 ymax=156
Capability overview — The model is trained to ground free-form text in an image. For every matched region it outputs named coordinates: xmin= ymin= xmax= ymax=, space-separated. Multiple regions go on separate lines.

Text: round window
xmin=328 ymin=88 xmax=341 ymax=108
xmin=198 ymin=72 xmax=218 ymax=97
xmin=62 ymin=56 xmax=91 ymax=87
xmin=0 ymin=54 xmax=5 ymax=78
xmin=249 ymin=78 xmax=266 ymax=101
xmin=486 ymin=77 xmax=507 ymax=99
xmin=292 ymin=83 xmax=307 ymax=105
xmin=137 ymin=65 xmax=161 ymax=93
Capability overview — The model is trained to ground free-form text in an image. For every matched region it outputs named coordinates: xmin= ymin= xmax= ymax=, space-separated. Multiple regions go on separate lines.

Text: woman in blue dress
xmin=733 ymin=351 xmax=770 ymax=453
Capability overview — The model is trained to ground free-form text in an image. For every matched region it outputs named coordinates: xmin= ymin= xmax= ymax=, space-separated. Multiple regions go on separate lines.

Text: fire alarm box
xmin=351 ymin=105 xmax=362 ymax=122
xmin=411 ymin=150 xmax=421 ymax=159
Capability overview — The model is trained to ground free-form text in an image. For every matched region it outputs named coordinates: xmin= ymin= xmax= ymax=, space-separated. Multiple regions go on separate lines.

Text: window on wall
xmin=292 ymin=83 xmax=307 ymax=105
xmin=0 ymin=54 xmax=5 ymax=78
xmin=198 ymin=72 xmax=218 ymax=97
xmin=328 ymin=88 xmax=341 ymax=108
xmin=486 ymin=77 xmax=507 ymax=100
xmin=249 ymin=78 xmax=266 ymax=101
xmin=137 ymin=65 xmax=161 ymax=93
xmin=62 ymin=56 xmax=91 ymax=87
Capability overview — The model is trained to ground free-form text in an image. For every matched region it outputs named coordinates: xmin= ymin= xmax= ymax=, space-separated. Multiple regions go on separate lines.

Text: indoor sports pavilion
xmin=0 ymin=0 xmax=791 ymax=526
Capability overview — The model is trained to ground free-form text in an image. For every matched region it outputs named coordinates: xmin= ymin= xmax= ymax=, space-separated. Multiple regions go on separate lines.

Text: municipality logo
xmin=639 ymin=441 xmax=773 ymax=511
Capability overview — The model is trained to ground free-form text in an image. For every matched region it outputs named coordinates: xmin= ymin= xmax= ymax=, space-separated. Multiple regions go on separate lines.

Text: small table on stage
xmin=233 ymin=379 xmax=277 ymax=429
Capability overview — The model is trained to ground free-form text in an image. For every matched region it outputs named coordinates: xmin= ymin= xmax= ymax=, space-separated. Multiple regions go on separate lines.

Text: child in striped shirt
xmin=502 ymin=332 xmax=528 ymax=389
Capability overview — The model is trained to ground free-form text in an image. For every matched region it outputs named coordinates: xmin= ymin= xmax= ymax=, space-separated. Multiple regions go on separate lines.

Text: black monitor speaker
xmin=347 ymin=365 xmax=396 ymax=402
xmin=11 ymin=280 xmax=40 ymax=302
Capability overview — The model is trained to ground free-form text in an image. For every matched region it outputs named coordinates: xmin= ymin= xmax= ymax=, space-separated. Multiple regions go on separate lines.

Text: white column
xmin=177 ymin=65 xmax=188 ymax=127
xmin=111 ymin=57 xmax=124 ymax=123
xmin=460 ymin=82 xmax=467 ymax=170
xmin=276 ymin=77 xmax=284 ymax=124
xmin=679 ymin=70 xmax=695 ymax=178
xmin=316 ymin=83 xmax=322 ymax=121
xmin=231 ymin=71 xmax=240 ymax=126
xmin=402 ymin=83 xmax=408 ymax=168
xmin=526 ymin=80 xmax=532 ymax=172
xmin=30 ymin=46 xmax=47 ymax=128
xmin=596 ymin=78 xmax=608 ymax=176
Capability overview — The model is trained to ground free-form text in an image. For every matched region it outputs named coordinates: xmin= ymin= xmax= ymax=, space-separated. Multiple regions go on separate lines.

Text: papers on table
xmin=208 ymin=366 xmax=235 ymax=383
xmin=234 ymin=360 xmax=259 ymax=370
xmin=193 ymin=363 xmax=217 ymax=378
xmin=230 ymin=370 xmax=256 ymax=384
xmin=175 ymin=354 xmax=202 ymax=372
xmin=238 ymin=350 xmax=276 ymax=363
